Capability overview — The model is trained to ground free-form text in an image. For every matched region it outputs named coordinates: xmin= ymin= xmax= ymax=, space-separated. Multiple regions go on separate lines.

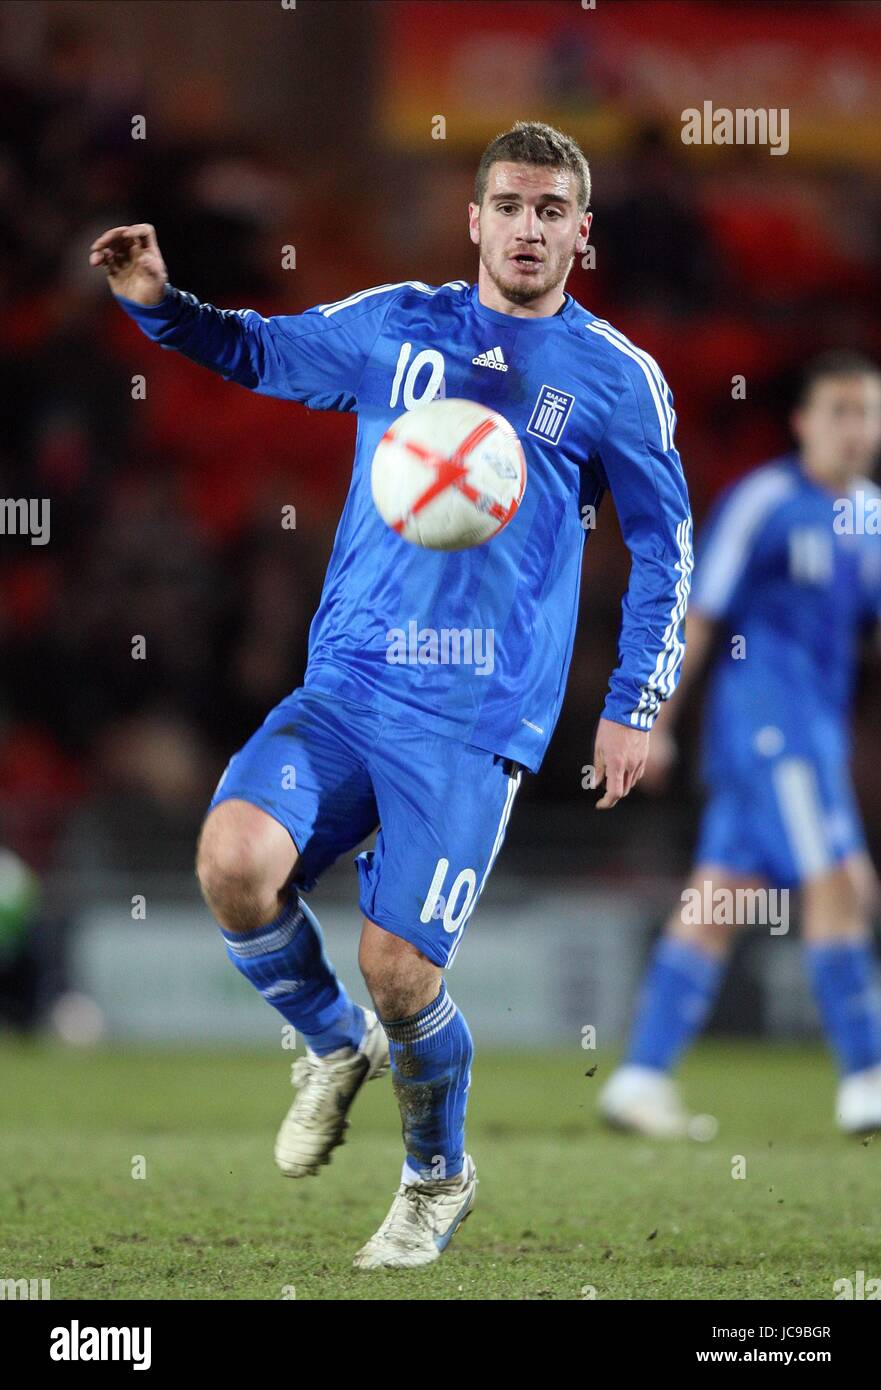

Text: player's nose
xmin=516 ymin=211 xmax=543 ymax=240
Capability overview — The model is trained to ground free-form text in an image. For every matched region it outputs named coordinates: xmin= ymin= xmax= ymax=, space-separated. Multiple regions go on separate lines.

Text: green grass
xmin=0 ymin=1039 xmax=877 ymax=1300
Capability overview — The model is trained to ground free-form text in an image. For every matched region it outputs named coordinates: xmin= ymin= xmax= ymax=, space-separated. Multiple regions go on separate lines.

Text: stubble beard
xmin=482 ymin=244 xmax=574 ymax=307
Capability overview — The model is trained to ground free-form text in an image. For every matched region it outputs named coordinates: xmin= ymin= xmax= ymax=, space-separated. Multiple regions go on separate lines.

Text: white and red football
xmin=370 ymin=397 xmax=527 ymax=551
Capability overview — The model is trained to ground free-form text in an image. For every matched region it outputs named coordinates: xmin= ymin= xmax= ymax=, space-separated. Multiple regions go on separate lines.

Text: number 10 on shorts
xmin=420 ymin=858 xmax=478 ymax=934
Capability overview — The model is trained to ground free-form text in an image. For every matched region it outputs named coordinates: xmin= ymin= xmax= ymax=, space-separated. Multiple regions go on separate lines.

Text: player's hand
xmin=89 ymin=223 xmax=168 ymax=305
xmin=638 ymin=725 xmax=678 ymax=796
xmin=592 ymin=717 xmax=649 ymax=809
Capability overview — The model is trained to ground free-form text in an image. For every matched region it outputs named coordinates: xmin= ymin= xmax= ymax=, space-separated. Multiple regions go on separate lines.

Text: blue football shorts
xmin=207 ymin=688 xmax=522 ymax=967
xmin=695 ymin=741 xmax=866 ymax=887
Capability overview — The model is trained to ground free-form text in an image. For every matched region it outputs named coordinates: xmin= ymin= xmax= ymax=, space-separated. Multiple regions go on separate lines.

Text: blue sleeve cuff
xmin=114 ymin=283 xmax=181 ymax=328
xmin=601 ymin=695 xmax=660 ymax=731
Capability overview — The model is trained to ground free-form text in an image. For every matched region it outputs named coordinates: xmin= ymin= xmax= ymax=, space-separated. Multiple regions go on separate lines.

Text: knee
xmin=359 ymin=921 xmax=440 ymax=1020
xmin=668 ymin=874 xmax=743 ymax=956
xmin=803 ymin=858 xmax=874 ymax=940
xmin=842 ymin=855 xmax=877 ymax=922
xmin=196 ymin=805 xmax=281 ymax=927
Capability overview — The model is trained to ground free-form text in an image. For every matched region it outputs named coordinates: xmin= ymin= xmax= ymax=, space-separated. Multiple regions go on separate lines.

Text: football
xmin=370 ymin=397 xmax=527 ymax=550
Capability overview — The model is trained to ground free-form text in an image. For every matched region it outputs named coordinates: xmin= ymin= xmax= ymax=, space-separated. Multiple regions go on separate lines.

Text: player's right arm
xmin=90 ymin=222 xmax=394 ymax=411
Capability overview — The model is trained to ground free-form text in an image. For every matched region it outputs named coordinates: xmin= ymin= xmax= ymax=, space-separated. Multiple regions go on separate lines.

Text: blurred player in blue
xmin=601 ymin=351 xmax=881 ymax=1138
xmin=90 ymin=122 xmax=691 ymax=1266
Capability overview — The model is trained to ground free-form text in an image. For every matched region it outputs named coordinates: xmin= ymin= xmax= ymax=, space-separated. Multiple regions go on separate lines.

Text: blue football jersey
xmin=690 ymin=453 xmax=881 ymax=780
xmin=117 ymin=278 xmax=692 ymax=772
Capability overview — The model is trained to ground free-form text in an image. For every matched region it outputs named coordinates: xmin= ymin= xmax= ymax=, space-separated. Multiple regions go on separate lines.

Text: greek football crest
xmin=526 ymin=385 xmax=575 ymax=445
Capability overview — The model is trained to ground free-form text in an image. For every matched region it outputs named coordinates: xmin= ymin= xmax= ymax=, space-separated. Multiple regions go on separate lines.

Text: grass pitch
xmin=0 ymin=1039 xmax=876 ymax=1300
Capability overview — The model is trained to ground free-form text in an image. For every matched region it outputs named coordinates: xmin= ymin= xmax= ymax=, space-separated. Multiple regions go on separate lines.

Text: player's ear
xmin=467 ymin=203 xmax=481 ymax=245
xmin=576 ymin=211 xmax=593 ymax=253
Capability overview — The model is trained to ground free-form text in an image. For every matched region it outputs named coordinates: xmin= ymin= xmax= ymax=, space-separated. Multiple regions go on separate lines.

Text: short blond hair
xmin=474 ymin=120 xmax=591 ymax=216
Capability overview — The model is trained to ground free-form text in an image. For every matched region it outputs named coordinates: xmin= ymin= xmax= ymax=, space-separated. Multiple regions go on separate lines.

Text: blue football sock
xmin=804 ymin=939 xmax=881 ymax=1076
xmin=383 ymin=981 xmax=472 ymax=1182
xmin=221 ymin=891 xmax=366 ymax=1056
xmin=625 ymin=937 xmax=726 ymax=1072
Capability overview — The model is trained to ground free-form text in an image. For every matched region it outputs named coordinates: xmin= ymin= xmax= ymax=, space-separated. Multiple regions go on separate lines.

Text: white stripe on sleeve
xmin=692 ymin=467 xmax=796 ymax=618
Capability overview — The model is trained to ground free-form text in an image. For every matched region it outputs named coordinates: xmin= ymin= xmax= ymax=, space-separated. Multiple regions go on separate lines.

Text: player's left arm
xmin=592 ymin=357 xmax=693 ymax=809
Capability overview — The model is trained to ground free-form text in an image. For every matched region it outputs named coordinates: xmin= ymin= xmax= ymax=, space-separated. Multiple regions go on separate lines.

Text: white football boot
xmin=353 ymin=1154 xmax=478 ymax=1269
xmin=599 ymin=1063 xmax=692 ymax=1139
xmin=836 ymin=1062 xmax=881 ymax=1135
xmin=274 ymin=1010 xmax=389 ymax=1178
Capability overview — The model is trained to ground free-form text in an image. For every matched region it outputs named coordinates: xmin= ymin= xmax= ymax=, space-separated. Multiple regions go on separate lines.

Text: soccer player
xmin=91 ymin=121 xmax=691 ymax=1267
xmin=601 ymin=351 xmax=881 ymax=1138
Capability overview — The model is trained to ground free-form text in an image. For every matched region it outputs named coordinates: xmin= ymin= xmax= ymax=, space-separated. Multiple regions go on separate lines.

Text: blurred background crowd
xmin=1 ymin=0 xmax=880 ymax=1031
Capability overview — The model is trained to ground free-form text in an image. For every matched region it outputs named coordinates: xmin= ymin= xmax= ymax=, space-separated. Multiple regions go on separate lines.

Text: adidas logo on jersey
xmin=472 ymin=346 xmax=508 ymax=371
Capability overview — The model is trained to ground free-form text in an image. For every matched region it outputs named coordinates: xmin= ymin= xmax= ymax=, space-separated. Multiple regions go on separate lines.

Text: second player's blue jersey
xmin=690 ymin=452 xmax=881 ymax=780
xmin=118 ymin=278 xmax=692 ymax=772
